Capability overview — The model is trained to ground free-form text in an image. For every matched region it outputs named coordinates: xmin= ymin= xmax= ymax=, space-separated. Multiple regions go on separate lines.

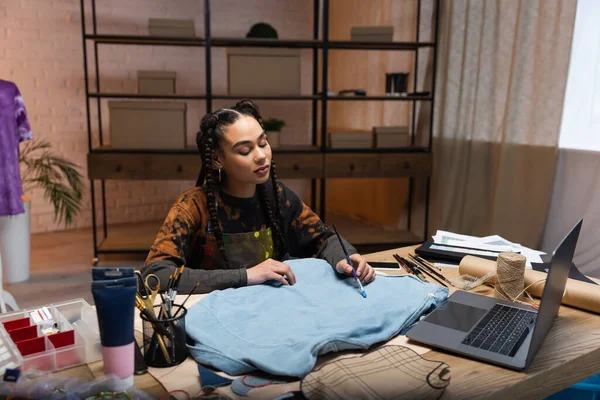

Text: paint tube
xmin=91 ymin=268 xmax=137 ymax=387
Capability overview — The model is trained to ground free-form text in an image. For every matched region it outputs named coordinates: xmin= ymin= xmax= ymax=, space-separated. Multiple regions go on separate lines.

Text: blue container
xmin=546 ymin=373 xmax=600 ymax=400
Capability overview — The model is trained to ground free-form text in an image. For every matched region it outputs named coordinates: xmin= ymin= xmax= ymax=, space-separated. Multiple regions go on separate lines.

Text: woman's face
xmin=217 ymin=115 xmax=272 ymax=187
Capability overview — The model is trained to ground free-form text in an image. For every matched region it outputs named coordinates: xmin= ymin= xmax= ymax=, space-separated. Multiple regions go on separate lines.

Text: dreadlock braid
xmin=195 ymin=98 xmax=286 ymax=266
xmin=201 ymin=135 xmax=229 ymax=267
xmin=256 ymin=159 xmax=286 ymax=259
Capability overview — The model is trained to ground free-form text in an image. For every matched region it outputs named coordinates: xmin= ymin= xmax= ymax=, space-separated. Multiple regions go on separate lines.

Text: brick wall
xmin=0 ymin=0 xmax=313 ymax=233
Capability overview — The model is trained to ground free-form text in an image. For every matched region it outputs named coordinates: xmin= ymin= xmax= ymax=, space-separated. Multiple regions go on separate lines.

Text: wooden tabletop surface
xmin=365 ymin=246 xmax=600 ymax=399
xmin=59 ymin=245 xmax=600 ymax=399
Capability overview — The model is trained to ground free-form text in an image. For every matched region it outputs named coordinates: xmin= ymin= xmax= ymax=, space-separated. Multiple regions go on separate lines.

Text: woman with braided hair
xmin=142 ymin=99 xmax=375 ymax=293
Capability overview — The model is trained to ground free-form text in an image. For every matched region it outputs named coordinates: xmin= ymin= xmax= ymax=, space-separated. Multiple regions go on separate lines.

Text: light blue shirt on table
xmin=186 ymin=258 xmax=448 ymax=377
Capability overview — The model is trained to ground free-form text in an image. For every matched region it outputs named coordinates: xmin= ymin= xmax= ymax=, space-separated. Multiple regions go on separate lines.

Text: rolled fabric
xmin=459 ymin=256 xmax=600 ymax=314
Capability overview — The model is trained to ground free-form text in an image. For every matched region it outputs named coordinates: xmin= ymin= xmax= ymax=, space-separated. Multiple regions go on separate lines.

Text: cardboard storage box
xmin=148 ymin=18 xmax=195 ymax=37
xmin=109 ymin=101 xmax=187 ymax=149
xmin=374 ymin=126 xmax=410 ymax=148
xmin=351 ymin=26 xmax=394 ymax=42
xmin=137 ymin=70 xmax=177 ymax=95
xmin=329 ymin=132 xmax=373 ymax=149
xmin=227 ymin=47 xmax=301 ymax=96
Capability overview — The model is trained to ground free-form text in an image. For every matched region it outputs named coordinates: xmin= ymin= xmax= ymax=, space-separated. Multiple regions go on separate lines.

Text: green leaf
xmin=19 ymin=139 xmax=84 ymax=226
xmin=263 ymin=118 xmax=286 ymax=132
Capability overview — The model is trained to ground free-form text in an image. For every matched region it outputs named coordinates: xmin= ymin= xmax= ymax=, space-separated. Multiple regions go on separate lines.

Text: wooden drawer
xmin=273 ymin=153 xmax=323 ymax=178
xmin=87 ymin=153 xmax=200 ymax=180
xmin=88 ymin=152 xmax=324 ymax=180
xmin=148 ymin=154 xmax=200 ymax=180
xmin=325 ymin=153 xmax=432 ymax=178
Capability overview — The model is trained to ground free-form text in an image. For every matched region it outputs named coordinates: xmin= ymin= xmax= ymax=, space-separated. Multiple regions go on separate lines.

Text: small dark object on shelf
xmin=317 ymin=90 xmax=336 ymax=96
xmin=386 ymin=73 xmax=409 ymax=95
xmin=246 ymin=23 xmax=278 ymax=39
xmin=337 ymin=89 xmax=367 ymax=96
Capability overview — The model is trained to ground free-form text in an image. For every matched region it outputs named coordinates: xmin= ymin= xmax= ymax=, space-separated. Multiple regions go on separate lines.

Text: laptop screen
xmin=525 ymin=220 xmax=581 ymax=366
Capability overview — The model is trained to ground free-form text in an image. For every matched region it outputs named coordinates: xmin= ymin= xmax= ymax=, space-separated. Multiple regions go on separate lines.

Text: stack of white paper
xmin=431 ymin=230 xmax=546 ymax=269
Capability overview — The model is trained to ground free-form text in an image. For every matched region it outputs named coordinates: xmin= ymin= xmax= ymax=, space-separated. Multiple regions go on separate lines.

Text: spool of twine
xmin=495 ymin=252 xmax=527 ymax=301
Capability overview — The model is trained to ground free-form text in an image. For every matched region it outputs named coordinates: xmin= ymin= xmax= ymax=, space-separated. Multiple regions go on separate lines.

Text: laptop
xmin=406 ymin=219 xmax=582 ymax=371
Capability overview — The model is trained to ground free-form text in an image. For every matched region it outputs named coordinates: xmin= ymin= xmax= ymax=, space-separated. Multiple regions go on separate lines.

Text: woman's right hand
xmin=247 ymin=259 xmax=297 ymax=286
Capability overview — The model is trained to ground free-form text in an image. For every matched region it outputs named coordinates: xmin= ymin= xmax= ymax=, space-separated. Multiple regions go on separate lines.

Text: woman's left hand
xmin=335 ymin=253 xmax=376 ymax=284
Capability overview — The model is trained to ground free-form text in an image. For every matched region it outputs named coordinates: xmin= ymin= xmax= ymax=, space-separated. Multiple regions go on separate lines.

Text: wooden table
xmin=367 ymin=246 xmax=600 ymax=399
xmin=61 ymin=245 xmax=600 ymax=399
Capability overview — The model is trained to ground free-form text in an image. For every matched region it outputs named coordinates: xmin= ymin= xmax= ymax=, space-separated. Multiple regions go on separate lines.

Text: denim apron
xmin=201 ymin=222 xmax=275 ymax=270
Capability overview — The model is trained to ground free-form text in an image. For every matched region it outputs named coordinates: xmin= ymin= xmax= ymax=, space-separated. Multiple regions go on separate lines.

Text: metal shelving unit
xmin=80 ymin=0 xmax=440 ymax=264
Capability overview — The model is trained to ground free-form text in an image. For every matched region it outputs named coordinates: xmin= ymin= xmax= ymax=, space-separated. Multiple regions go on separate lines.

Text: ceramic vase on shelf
xmin=267 ymin=131 xmax=281 ymax=148
xmin=0 ymin=197 xmax=31 ymax=283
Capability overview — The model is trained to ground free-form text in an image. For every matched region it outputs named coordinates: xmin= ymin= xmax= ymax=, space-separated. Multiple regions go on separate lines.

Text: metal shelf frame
xmin=79 ymin=0 xmax=440 ymax=262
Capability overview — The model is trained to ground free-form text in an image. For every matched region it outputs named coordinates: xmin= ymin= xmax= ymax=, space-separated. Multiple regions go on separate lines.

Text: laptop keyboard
xmin=461 ymin=304 xmax=536 ymax=357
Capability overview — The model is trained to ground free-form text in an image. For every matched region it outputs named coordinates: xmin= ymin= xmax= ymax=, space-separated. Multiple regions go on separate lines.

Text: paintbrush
xmin=408 ymin=254 xmax=452 ymax=285
xmin=333 ymin=225 xmax=367 ymax=298
xmin=393 ymin=254 xmax=428 ymax=283
xmin=404 ymin=256 xmax=448 ymax=287
xmin=173 ymin=281 xmax=200 ymax=318
xmin=415 ymin=255 xmax=442 ymax=272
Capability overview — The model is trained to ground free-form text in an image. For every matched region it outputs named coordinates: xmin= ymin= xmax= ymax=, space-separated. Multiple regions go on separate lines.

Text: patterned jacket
xmin=142 ymin=180 xmax=356 ymax=294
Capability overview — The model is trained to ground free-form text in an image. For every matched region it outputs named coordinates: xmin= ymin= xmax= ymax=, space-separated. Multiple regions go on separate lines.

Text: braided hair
xmin=195 ymin=99 xmax=286 ymax=267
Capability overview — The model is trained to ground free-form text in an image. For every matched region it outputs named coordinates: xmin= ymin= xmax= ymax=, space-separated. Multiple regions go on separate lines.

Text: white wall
xmin=557 ymin=0 xmax=600 ymax=151
xmin=541 ymin=0 xmax=600 ymax=277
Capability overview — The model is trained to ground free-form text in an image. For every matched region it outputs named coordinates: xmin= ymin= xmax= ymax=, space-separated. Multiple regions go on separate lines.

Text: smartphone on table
xmin=369 ymin=261 xmax=402 ymax=271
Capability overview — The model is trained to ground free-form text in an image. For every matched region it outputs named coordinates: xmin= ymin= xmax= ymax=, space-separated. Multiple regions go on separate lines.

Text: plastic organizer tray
xmin=0 ymin=298 xmax=101 ymax=375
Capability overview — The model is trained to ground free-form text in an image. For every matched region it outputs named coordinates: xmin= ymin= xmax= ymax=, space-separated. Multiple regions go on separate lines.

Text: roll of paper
xmin=459 ymin=256 xmax=600 ymax=314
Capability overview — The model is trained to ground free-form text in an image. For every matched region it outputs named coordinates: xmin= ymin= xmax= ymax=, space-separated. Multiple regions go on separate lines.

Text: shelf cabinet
xmin=81 ymin=0 xmax=440 ymax=261
xmin=87 ymin=152 xmax=431 ymax=181
xmin=325 ymin=153 xmax=431 ymax=179
xmin=87 ymin=152 xmax=325 ymax=181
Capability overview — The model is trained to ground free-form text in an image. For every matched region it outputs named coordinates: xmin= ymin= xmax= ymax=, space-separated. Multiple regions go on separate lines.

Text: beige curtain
xmin=429 ymin=0 xmax=577 ymax=248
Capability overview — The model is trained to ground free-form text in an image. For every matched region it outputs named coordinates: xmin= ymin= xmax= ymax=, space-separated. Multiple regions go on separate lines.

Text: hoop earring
xmin=218 ymin=168 xmax=222 ymax=182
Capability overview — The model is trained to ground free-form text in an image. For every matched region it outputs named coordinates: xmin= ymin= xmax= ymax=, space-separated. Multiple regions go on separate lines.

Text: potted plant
xmin=0 ymin=139 xmax=84 ymax=283
xmin=263 ymin=118 xmax=286 ymax=148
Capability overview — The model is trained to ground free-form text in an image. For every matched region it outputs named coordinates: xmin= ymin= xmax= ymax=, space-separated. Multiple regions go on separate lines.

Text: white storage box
xmin=374 ymin=126 xmax=410 ymax=148
xmin=109 ymin=101 xmax=187 ymax=149
xmin=329 ymin=132 xmax=373 ymax=149
xmin=138 ymin=70 xmax=177 ymax=95
xmin=227 ymin=47 xmax=301 ymax=96
xmin=351 ymin=26 xmax=394 ymax=42
xmin=0 ymin=299 xmax=101 ymax=375
xmin=148 ymin=18 xmax=195 ymax=37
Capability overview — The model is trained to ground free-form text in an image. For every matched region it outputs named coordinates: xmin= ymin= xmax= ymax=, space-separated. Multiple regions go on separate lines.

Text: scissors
xmin=135 ymin=271 xmax=160 ymax=310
